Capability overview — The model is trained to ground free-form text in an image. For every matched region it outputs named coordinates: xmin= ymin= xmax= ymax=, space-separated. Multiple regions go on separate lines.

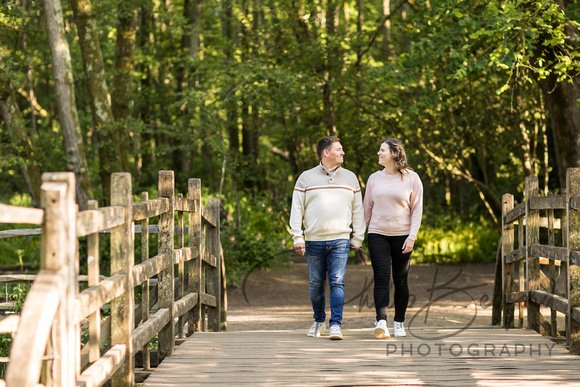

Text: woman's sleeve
xmin=363 ymin=176 xmax=373 ymax=228
xmin=408 ymin=173 xmax=423 ymax=240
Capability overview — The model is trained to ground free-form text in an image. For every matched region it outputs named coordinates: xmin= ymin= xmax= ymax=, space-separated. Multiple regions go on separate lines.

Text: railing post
xmin=502 ymin=193 xmax=515 ymax=328
xmin=188 ymin=179 xmax=202 ymax=334
xmin=567 ymin=168 xmax=580 ymax=353
xmin=87 ymin=199 xmax=101 ymax=364
xmin=158 ymin=171 xmax=175 ymax=359
xmin=207 ymin=199 xmax=221 ymax=332
xmin=526 ymin=176 xmax=541 ymax=333
xmin=110 ymin=172 xmax=134 ymax=386
xmin=140 ymin=191 xmax=151 ymax=370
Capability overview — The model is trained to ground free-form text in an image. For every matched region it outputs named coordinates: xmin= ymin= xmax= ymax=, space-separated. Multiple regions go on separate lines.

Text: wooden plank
xmin=202 ymin=250 xmax=218 ymax=268
xmin=502 ymin=194 xmax=515 ymax=328
xmin=174 ymin=247 xmax=198 ymax=265
xmin=529 ymin=244 xmax=568 ymax=262
xmin=201 ymin=206 xmax=217 ymax=228
xmin=505 ymin=246 xmax=526 ymax=265
xmin=174 ymin=196 xmax=196 ymax=213
xmin=571 ymin=251 xmax=580 ymax=267
xmin=140 ymin=191 xmax=151 ymax=371
xmin=76 ymin=344 xmax=126 ymax=387
xmin=87 ymin=200 xmax=101 ymax=364
xmin=132 ymin=198 xmax=170 ymax=222
xmin=188 ymin=179 xmax=202 ymax=335
xmin=173 ymin=293 xmax=198 ymax=318
xmin=571 ymin=194 xmax=580 ymax=210
xmin=568 ymin=168 xmax=580 ymax=353
xmin=206 ymin=199 xmax=221 ymax=332
xmin=526 ymin=176 xmax=541 ymax=333
xmin=4 ymin=269 xmax=65 ymax=386
xmin=0 ymin=315 xmax=19 ymax=334
xmin=505 ymin=201 xmax=525 ymax=224
xmin=529 ymin=195 xmax=566 ymax=210
xmin=530 ymin=289 xmax=569 ymax=315
xmin=199 ymin=293 xmax=217 ymax=308
xmin=505 ymin=291 xmax=527 ymax=304
xmin=0 ymin=228 xmax=42 ymax=239
xmin=0 ymin=203 xmax=44 ymax=225
xmin=76 ymin=206 xmax=125 ymax=237
xmin=131 ymin=254 xmax=167 ymax=287
xmin=80 ymin=316 xmax=111 ymax=370
xmin=158 ymin=171 xmax=175 ymax=360
xmin=176 ymin=198 xmax=185 ymax=339
xmin=109 ymin=173 xmax=134 ymax=387
xmin=76 ymin=274 xmax=126 ymax=321
xmin=132 ymin=309 xmax=170 ymax=353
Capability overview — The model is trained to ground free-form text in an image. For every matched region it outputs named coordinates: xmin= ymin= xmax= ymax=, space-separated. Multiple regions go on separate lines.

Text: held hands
xmin=402 ymin=238 xmax=414 ymax=254
xmin=350 ymin=240 xmax=361 ymax=251
xmin=294 ymin=242 xmax=305 ymax=256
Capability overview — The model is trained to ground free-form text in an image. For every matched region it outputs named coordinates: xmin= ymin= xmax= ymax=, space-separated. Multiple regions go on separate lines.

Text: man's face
xmin=325 ymin=142 xmax=344 ymax=167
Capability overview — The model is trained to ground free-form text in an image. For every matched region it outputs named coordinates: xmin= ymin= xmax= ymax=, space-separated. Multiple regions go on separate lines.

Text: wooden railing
xmin=502 ymin=168 xmax=580 ymax=354
xmin=0 ymin=170 xmax=223 ymax=386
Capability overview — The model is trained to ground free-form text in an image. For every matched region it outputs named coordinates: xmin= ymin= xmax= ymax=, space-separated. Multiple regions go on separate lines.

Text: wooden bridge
xmin=0 ymin=169 xmax=580 ymax=386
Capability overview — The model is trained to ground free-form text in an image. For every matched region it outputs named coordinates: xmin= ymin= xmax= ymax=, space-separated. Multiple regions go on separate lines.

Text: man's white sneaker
xmin=394 ymin=321 xmax=406 ymax=337
xmin=329 ymin=324 xmax=343 ymax=340
xmin=307 ymin=321 xmax=325 ymax=337
xmin=373 ymin=319 xmax=390 ymax=339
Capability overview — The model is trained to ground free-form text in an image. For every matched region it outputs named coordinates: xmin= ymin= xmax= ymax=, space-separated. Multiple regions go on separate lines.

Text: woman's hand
xmin=402 ymin=238 xmax=414 ymax=254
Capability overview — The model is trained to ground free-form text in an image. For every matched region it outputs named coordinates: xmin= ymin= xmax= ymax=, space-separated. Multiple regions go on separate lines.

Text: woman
xmin=363 ymin=138 xmax=423 ymax=339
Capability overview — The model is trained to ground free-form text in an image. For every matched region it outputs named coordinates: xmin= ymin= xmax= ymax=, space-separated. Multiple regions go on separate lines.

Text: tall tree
xmin=42 ymin=0 xmax=92 ymax=210
xmin=70 ymin=0 xmax=116 ymax=203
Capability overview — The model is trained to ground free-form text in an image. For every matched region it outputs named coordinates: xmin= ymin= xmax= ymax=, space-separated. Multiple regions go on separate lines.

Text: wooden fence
xmin=0 ymin=170 xmax=223 ymax=386
xmin=502 ymin=168 xmax=580 ymax=354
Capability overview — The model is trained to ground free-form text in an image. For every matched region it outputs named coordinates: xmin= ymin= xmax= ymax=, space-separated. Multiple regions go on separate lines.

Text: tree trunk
xmin=0 ymin=70 xmax=42 ymax=207
xmin=71 ymin=0 xmax=116 ymax=203
xmin=112 ymin=0 xmax=137 ymax=173
xmin=42 ymin=0 xmax=92 ymax=210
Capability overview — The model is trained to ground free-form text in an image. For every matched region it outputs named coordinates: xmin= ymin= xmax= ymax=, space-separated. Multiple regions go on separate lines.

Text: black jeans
xmin=367 ymin=233 xmax=411 ymax=322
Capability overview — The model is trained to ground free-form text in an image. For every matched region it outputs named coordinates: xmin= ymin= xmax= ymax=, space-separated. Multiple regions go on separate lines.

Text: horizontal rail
xmin=132 ymin=308 xmax=170 ymax=351
xmin=174 ymin=293 xmax=198 ymax=318
xmin=174 ymin=247 xmax=198 ymax=265
xmin=76 ymin=274 xmax=126 ymax=321
xmin=529 ymin=195 xmax=566 ymax=210
xmin=505 ymin=202 xmax=526 ymax=224
xmin=529 ymin=245 xmax=568 ymax=262
xmin=132 ymin=198 xmax=170 ymax=222
xmin=200 ymin=293 xmax=217 ymax=307
xmin=530 ymin=290 xmax=569 ymax=316
xmin=131 ymin=254 xmax=167 ymax=287
xmin=0 ymin=203 xmax=44 ymax=225
xmin=174 ymin=196 xmax=196 ymax=213
xmin=506 ymin=291 xmax=527 ymax=304
xmin=0 ymin=315 xmax=19 ymax=334
xmin=76 ymin=344 xmax=126 ymax=387
xmin=77 ymin=206 xmax=125 ymax=237
xmin=202 ymin=251 xmax=218 ymax=268
xmin=201 ymin=206 xmax=218 ymax=228
xmin=506 ymin=247 xmax=526 ymax=264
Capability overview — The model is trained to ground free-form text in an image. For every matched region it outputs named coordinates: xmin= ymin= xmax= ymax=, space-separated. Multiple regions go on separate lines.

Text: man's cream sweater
xmin=289 ymin=164 xmax=365 ymax=247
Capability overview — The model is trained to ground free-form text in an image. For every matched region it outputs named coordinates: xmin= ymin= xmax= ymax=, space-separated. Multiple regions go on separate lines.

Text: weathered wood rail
xmin=502 ymin=168 xmax=580 ymax=354
xmin=0 ymin=170 xmax=223 ymax=386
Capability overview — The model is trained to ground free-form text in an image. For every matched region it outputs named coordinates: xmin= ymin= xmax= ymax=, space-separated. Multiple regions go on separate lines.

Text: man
xmin=289 ymin=136 xmax=365 ymax=340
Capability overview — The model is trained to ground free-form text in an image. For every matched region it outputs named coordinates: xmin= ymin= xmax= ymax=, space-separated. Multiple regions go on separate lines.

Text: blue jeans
xmin=305 ymin=239 xmax=350 ymax=327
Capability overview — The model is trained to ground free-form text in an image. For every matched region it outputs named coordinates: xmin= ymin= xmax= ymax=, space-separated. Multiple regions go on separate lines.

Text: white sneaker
xmin=329 ymin=324 xmax=343 ymax=340
xmin=307 ymin=321 xmax=325 ymax=337
xmin=394 ymin=321 xmax=406 ymax=337
xmin=373 ymin=319 xmax=390 ymax=339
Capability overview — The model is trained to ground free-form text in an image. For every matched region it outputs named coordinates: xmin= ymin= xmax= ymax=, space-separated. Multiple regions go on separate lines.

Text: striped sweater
xmin=289 ymin=164 xmax=365 ymax=247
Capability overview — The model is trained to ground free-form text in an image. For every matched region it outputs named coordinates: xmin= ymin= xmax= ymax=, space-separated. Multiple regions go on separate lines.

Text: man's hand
xmin=350 ymin=240 xmax=361 ymax=251
xmin=294 ymin=242 xmax=305 ymax=256
xmin=402 ymin=238 xmax=414 ymax=254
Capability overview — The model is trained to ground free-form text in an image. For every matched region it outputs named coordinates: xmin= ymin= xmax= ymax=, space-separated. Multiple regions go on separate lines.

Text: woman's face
xmin=377 ymin=142 xmax=393 ymax=167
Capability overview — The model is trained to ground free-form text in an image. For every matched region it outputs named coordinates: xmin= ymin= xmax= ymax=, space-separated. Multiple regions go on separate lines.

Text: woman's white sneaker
xmin=394 ymin=321 xmax=406 ymax=337
xmin=373 ymin=319 xmax=390 ymax=339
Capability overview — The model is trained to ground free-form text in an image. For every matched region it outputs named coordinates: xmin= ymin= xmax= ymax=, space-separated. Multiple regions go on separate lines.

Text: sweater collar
xmin=320 ymin=162 xmax=342 ymax=175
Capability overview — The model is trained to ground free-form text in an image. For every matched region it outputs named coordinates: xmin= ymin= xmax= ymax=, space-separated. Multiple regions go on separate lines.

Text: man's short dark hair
xmin=317 ymin=136 xmax=340 ymax=159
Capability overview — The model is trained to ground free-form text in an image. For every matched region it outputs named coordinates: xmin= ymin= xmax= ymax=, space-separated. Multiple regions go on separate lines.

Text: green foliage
xmin=414 ymin=221 xmax=500 ymax=264
xmin=0 ymin=193 xmax=40 ymax=267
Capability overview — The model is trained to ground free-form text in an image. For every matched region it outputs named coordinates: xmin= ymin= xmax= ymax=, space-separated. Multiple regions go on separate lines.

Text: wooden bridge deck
xmin=140 ymin=327 xmax=580 ymax=386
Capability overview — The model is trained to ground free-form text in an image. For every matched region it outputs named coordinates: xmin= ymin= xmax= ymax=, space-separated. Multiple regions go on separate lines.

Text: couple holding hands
xmin=289 ymin=136 xmax=423 ymax=340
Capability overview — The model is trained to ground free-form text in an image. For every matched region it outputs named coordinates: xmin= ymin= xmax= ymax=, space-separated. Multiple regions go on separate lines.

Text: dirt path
xmin=226 ymin=259 xmax=497 ymax=335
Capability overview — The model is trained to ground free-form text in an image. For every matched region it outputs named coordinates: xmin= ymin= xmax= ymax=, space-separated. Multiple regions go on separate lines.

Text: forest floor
xmin=226 ymin=257 xmax=500 ymax=335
